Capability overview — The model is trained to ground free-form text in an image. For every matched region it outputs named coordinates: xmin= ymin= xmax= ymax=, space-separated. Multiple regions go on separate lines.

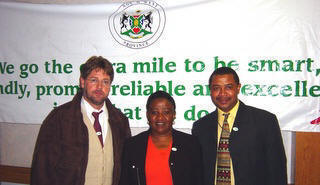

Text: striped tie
xmin=216 ymin=113 xmax=231 ymax=185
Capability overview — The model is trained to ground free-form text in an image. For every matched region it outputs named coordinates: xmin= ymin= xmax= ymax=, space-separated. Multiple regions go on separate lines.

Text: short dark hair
xmin=209 ymin=67 xmax=240 ymax=87
xmin=146 ymin=91 xmax=176 ymax=111
xmin=80 ymin=56 xmax=114 ymax=82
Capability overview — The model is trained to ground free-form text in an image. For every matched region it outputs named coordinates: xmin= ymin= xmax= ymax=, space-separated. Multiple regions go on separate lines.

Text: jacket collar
xmin=73 ymin=89 xmax=117 ymax=122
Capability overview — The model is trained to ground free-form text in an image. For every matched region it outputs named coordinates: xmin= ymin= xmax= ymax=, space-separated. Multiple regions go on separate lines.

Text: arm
xmin=119 ymin=140 xmax=130 ymax=185
xmin=107 ymin=116 xmax=131 ymax=185
xmin=123 ymin=116 xmax=131 ymax=138
xmin=119 ymin=139 xmax=141 ymax=185
xmin=191 ymin=137 xmax=204 ymax=185
xmin=264 ymin=114 xmax=288 ymax=185
xmin=31 ymin=111 xmax=61 ymax=185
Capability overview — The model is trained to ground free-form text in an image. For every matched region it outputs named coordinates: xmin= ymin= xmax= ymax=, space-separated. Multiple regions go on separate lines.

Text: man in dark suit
xmin=192 ymin=67 xmax=287 ymax=185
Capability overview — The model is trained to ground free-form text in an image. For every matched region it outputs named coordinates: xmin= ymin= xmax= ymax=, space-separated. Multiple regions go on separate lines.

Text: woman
xmin=119 ymin=91 xmax=203 ymax=185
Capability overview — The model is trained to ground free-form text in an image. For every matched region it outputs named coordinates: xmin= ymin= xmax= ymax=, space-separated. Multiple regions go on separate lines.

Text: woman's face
xmin=147 ymin=97 xmax=176 ymax=136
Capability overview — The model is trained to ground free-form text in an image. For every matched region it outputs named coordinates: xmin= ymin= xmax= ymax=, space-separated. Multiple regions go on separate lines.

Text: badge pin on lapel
xmin=233 ymin=127 xmax=239 ymax=131
xmin=171 ymin=147 xmax=177 ymax=151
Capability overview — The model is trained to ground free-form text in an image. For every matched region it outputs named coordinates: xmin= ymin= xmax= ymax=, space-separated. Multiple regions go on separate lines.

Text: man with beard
xmin=192 ymin=67 xmax=287 ymax=185
xmin=31 ymin=56 xmax=131 ymax=185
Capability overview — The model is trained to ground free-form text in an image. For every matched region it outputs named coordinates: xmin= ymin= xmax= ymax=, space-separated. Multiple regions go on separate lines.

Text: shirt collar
xmin=81 ymin=97 xmax=106 ymax=114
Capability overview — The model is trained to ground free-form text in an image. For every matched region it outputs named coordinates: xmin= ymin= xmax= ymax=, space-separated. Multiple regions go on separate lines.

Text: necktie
xmin=216 ymin=113 xmax=231 ymax=185
xmin=92 ymin=110 xmax=103 ymax=147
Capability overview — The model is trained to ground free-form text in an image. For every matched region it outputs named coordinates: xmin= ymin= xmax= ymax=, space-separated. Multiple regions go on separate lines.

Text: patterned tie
xmin=216 ymin=113 xmax=231 ymax=185
xmin=92 ymin=110 xmax=103 ymax=147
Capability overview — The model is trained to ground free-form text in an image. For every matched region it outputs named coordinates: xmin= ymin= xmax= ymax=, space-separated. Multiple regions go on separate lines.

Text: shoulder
xmin=106 ymin=99 xmax=128 ymax=121
xmin=42 ymin=100 xmax=76 ymax=125
xmin=172 ymin=130 xmax=202 ymax=157
xmin=239 ymin=101 xmax=280 ymax=131
xmin=173 ymin=129 xmax=200 ymax=145
xmin=45 ymin=91 xmax=82 ymax=119
xmin=125 ymin=130 xmax=149 ymax=144
xmin=240 ymin=102 xmax=277 ymax=119
xmin=122 ymin=130 xmax=148 ymax=152
xmin=173 ymin=129 xmax=194 ymax=139
xmin=37 ymin=99 xmax=80 ymax=139
xmin=192 ymin=111 xmax=216 ymax=130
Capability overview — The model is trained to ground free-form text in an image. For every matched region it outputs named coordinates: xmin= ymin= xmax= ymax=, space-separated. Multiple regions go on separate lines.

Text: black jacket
xmin=119 ymin=129 xmax=203 ymax=185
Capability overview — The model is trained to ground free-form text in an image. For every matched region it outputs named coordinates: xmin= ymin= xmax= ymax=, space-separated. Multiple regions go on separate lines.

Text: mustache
xmin=94 ymin=90 xmax=104 ymax=94
xmin=216 ymin=96 xmax=231 ymax=100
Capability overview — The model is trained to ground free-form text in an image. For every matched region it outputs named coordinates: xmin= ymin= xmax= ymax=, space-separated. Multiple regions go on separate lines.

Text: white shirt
xmin=81 ymin=97 xmax=109 ymax=144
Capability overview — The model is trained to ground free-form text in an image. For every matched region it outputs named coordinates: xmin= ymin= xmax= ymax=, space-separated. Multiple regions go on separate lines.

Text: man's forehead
xmin=88 ymin=68 xmax=109 ymax=76
xmin=211 ymin=83 xmax=236 ymax=88
xmin=212 ymin=74 xmax=236 ymax=82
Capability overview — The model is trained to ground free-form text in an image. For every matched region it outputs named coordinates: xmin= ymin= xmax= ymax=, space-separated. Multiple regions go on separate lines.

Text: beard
xmin=83 ymin=89 xmax=106 ymax=107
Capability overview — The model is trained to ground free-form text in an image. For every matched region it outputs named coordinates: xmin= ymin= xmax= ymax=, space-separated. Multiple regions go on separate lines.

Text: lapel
xmin=229 ymin=101 xmax=250 ymax=149
xmin=199 ymin=110 xmax=219 ymax=157
xmin=105 ymin=98 xmax=121 ymax=164
xmin=136 ymin=131 xmax=149 ymax=166
xmin=135 ymin=131 xmax=150 ymax=185
xmin=106 ymin=98 xmax=117 ymax=132
xmin=200 ymin=110 xmax=219 ymax=163
xmin=169 ymin=129 xmax=178 ymax=165
xmin=212 ymin=110 xmax=219 ymax=153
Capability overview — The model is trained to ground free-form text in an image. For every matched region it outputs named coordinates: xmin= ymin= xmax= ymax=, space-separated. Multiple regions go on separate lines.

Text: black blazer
xmin=192 ymin=101 xmax=287 ymax=185
xmin=119 ymin=129 xmax=203 ymax=185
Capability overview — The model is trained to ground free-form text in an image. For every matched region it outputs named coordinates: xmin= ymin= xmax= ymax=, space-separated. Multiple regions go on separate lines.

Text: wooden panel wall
xmin=295 ymin=132 xmax=320 ymax=185
xmin=0 ymin=165 xmax=30 ymax=184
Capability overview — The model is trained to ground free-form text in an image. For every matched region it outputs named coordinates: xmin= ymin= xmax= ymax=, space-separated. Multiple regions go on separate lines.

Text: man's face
xmin=80 ymin=68 xmax=111 ymax=109
xmin=210 ymin=74 xmax=241 ymax=112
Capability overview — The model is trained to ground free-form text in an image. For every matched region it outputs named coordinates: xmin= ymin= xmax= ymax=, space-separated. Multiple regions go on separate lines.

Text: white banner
xmin=0 ymin=0 xmax=319 ymax=131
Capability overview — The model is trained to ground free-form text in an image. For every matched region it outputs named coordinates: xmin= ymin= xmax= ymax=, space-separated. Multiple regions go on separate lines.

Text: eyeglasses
xmin=87 ymin=78 xmax=111 ymax=87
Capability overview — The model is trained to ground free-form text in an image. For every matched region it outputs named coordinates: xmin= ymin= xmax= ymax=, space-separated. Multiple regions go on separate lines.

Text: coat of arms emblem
xmin=109 ymin=1 xmax=166 ymax=49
